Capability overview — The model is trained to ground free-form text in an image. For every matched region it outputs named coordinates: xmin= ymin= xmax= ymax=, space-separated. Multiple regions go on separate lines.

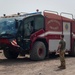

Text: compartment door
xmin=63 ymin=22 xmax=71 ymax=51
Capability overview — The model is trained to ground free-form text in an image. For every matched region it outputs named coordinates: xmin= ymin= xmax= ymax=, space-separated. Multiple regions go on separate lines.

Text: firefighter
xmin=57 ymin=35 xmax=66 ymax=69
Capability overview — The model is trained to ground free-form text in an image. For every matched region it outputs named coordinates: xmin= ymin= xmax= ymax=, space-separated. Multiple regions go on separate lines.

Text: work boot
xmin=59 ymin=66 xmax=66 ymax=69
xmin=58 ymin=66 xmax=62 ymax=68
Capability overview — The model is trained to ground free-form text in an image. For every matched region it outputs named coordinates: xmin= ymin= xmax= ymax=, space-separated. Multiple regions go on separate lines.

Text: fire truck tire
xmin=30 ymin=41 xmax=46 ymax=61
xmin=69 ymin=41 xmax=75 ymax=56
xmin=3 ymin=48 xmax=19 ymax=59
xmin=72 ymin=42 xmax=75 ymax=56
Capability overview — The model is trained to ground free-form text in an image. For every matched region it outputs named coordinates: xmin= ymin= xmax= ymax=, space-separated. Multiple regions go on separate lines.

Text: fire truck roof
xmin=0 ymin=12 xmax=42 ymax=21
xmin=44 ymin=11 xmax=73 ymax=22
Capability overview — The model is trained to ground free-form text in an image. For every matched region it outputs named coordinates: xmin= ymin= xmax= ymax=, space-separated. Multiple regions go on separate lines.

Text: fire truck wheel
xmin=72 ymin=42 xmax=75 ymax=56
xmin=30 ymin=41 xmax=46 ymax=61
xmin=3 ymin=47 xmax=19 ymax=59
xmin=69 ymin=41 xmax=75 ymax=56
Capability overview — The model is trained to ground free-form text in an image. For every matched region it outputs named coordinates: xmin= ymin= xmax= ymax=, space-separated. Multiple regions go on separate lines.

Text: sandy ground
xmin=0 ymin=50 xmax=75 ymax=75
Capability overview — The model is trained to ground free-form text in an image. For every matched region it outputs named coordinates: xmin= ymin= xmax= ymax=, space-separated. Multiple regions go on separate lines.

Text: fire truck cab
xmin=0 ymin=10 xmax=75 ymax=60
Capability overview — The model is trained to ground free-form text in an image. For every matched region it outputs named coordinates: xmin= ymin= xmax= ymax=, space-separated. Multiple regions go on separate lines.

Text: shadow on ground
xmin=0 ymin=54 xmax=74 ymax=66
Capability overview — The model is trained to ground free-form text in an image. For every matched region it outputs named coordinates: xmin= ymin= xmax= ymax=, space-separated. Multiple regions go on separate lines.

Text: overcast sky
xmin=0 ymin=0 xmax=75 ymax=17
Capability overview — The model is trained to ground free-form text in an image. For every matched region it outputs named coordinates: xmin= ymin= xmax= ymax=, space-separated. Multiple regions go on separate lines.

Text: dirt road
xmin=0 ymin=50 xmax=75 ymax=75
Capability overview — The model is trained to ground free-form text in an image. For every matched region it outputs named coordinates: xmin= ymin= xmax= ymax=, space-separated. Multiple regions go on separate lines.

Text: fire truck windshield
xmin=0 ymin=18 xmax=18 ymax=35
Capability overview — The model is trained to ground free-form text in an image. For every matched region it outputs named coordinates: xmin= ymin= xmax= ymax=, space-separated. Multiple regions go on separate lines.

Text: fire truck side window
xmin=18 ymin=24 xmax=23 ymax=35
xmin=24 ymin=21 xmax=34 ymax=37
xmin=35 ymin=16 xmax=44 ymax=31
xmin=24 ymin=23 xmax=31 ymax=36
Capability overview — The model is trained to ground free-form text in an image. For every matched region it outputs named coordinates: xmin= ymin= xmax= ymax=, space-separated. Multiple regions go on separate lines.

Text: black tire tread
xmin=3 ymin=48 xmax=19 ymax=59
xmin=30 ymin=41 xmax=46 ymax=61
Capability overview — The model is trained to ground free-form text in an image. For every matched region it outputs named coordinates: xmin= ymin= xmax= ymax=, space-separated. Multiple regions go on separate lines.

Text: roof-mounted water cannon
xmin=36 ymin=9 xmax=39 ymax=12
xmin=3 ymin=14 xmax=6 ymax=17
xmin=17 ymin=13 xmax=20 ymax=16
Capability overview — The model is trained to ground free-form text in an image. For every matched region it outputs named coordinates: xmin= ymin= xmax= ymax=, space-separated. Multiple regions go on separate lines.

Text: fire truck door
xmin=63 ymin=22 xmax=71 ymax=51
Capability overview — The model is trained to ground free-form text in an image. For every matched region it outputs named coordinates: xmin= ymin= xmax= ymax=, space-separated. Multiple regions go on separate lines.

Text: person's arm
xmin=57 ymin=43 xmax=61 ymax=53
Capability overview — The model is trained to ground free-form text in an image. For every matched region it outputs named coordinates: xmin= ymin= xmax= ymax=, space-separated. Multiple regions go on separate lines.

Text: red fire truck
xmin=0 ymin=10 xmax=75 ymax=60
